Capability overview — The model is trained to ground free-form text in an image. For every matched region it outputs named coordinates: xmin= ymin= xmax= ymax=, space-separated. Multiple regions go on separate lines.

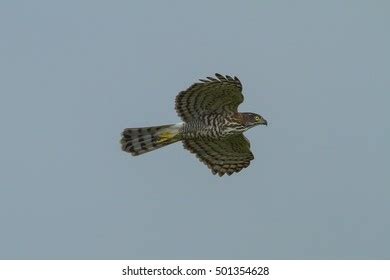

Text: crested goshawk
xmin=121 ymin=73 xmax=267 ymax=176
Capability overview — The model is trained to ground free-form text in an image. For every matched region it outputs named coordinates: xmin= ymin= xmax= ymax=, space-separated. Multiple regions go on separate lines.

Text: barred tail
xmin=121 ymin=123 xmax=182 ymax=156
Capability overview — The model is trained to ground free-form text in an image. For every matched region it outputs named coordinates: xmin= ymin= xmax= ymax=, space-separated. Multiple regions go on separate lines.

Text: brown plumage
xmin=121 ymin=73 xmax=267 ymax=176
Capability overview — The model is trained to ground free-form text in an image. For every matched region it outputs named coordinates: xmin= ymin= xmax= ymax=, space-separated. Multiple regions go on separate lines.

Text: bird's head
xmin=242 ymin=112 xmax=268 ymax=128
xmin=228 ymin=112 xmax=268 ymax=133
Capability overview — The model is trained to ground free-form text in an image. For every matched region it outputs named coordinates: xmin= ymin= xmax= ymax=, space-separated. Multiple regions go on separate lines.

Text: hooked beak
xmin=262 ymin=119 xmax=268 ymax=126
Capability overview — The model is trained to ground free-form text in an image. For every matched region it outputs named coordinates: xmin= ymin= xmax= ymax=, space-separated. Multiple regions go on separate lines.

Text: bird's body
xmin=121 ymin=74 xmax=267 ymax=176
xmin=181 ymin=113 xmax=244 ymax=139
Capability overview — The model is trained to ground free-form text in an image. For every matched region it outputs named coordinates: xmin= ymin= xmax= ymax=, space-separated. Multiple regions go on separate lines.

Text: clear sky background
xmin=0 ymin=1 xmax=389 ymax=259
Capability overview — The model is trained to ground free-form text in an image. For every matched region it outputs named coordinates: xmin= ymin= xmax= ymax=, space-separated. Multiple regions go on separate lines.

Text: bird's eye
xmin=255 ymin=116 xmax=261 ymax=121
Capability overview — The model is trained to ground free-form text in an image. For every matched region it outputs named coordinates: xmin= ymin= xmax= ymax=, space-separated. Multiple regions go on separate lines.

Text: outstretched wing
xmin=175 ymin=73 xmax=244 ymax=122
xmin=183 ymin=134 xmax=254 ymax=176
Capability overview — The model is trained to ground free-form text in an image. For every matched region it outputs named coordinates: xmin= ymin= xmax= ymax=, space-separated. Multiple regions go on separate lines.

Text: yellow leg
xmin=156 ymin=131 xmax=176 ymax=144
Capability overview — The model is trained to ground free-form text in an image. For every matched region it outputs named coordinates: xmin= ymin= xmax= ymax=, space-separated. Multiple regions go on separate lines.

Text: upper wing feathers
xmin=175 ymin=73 xmax=244 ymax=122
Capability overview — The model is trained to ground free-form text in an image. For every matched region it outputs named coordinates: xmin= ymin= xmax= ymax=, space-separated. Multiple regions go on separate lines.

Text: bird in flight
xmin=121 ymin=73 xmax=267 ymax=176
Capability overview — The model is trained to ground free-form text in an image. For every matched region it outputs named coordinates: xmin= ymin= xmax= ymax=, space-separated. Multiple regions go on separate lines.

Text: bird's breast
xmin=180 ymin=115 xmax=238 ymax=139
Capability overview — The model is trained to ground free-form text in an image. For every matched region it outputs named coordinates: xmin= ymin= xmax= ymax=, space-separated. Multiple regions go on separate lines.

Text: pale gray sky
xmin=0 ymin=0 xmax=389 ymax=259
